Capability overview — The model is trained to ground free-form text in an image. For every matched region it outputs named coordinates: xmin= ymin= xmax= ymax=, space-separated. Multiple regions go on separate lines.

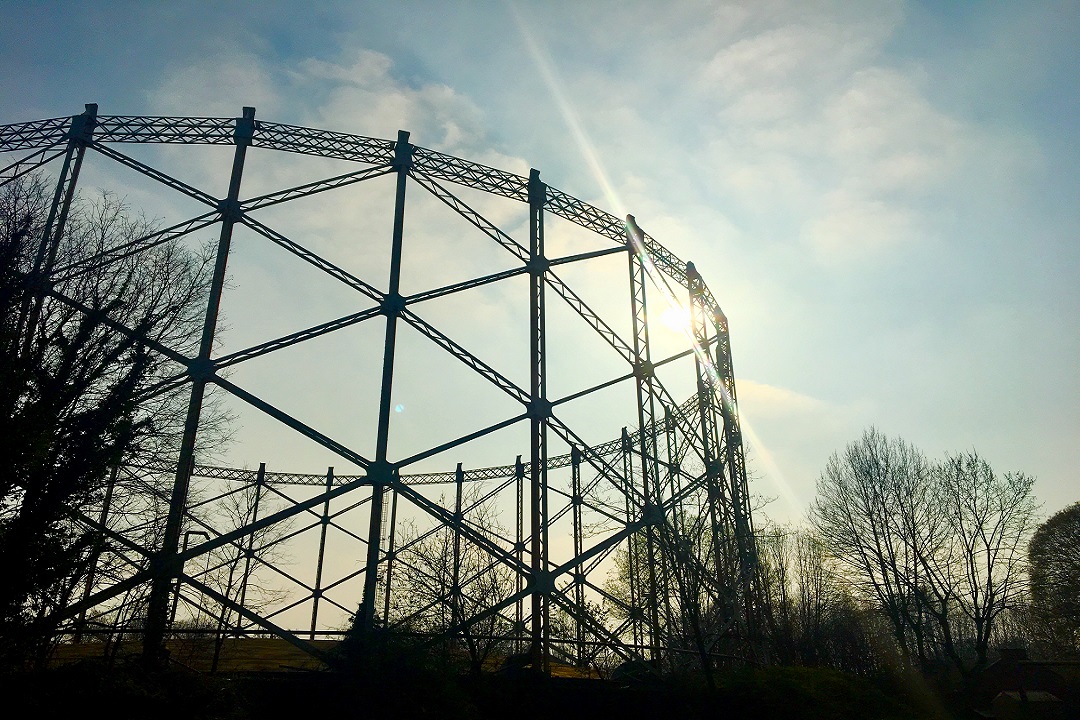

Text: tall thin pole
xmin=626 ymin=216 xmax=663 ymax=663
xmin=358 ymin=129 xmax=412 ymax=632
xmin=75 ymin=463 xmax=117 ymax=642
xmin=527 ymin=169 xmax=549 ymax=673
xmin=571 ymin=446 xmax=585 ymax=666
xmin=622 ymin=427 xmax=641 ymax=650
xmin=236 ymin=462 xmax=265 ymax=634
xmin=452 ymin=463 xmax=464 ymax=630
xmin=310 ymin=467 xmax=334 ymax=639
xmin=515 ymin=455 xmax=524 ymax=654
xmin=712 ymin=310 xmax=759 ymax=646
xmin=687 ymin=261 xmax=735 ymax=643
xmin=381 ymin=486 xmax=399 ymax=624
xmin=144 ymin=106 xmax=256 ymax=663
xmin=20 ymin=104 xmax=96 ymax=356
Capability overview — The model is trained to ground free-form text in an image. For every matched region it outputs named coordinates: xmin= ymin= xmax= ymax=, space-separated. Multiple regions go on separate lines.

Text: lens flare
xmin=509 ymin=2 xmax=624 ymax=215
xmin=511 ymin=1 xmax=802 ymax=519
xmin=659 ymin=305 xmax=692 ymax=334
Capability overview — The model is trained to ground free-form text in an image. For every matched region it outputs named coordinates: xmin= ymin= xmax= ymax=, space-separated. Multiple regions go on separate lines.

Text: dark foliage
xmin=1029 ymin=501 xmax=1080 ymax=657
xmin=0 ymin=175 xmax=214 ymax=667
xmin=0 ymin=659 xmax=246 ymax=720
xmin=321 ymin=618 xmax=946 ymax=720
xmin=0 ymin=658 xmax=948 ymax=720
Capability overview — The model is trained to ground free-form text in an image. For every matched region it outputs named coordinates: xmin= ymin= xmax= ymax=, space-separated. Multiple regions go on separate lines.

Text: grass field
xmin=31 ymin=639 xmax=953 ymax=719
xmin=49 ymin=637 xmax=338 ymax=672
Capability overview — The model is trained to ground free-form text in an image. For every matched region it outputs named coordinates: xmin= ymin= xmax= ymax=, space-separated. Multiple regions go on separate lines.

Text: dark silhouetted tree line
xmin=749 ymin=426 xmax=1079 ymax=691
xmin=0 ymin=174 xmax=217 ymax=668
xmin=3 ymin=170 xmax=1074 ymax=711
xmin=808 ymin=428 xmax=1038 ymax=678
xmin=380 ymin=485 xmax=518 ymax=676
xmin=1028 ymin=501 xmax=1080 ymax=657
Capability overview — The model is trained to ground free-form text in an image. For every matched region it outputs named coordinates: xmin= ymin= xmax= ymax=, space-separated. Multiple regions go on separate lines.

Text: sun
xmin=658 ymin=305 xmax=692 ymax=334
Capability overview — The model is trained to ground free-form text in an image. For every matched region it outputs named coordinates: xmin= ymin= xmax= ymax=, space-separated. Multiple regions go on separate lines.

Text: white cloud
xmin=737 ymin=378 xmax=827 ymax=417
xmin=148 ymin=49 xmax=283 ymax=117
xmin=293 ymin=50 xmax=393 ymax=87
xmin=137 ymin=42 xmax=656 ymax=479
xmin=822 ymin=67 xmax=961 ymax=192
xmin=736 ymin=377 xmax=874 ymax=523
xmin=801 ymin=188 xmax=919 ymax=265
xmin=149 ymin=44 xmax=529 ymax=176
xmin=634 ymin=4 xmax=1044 ymax=270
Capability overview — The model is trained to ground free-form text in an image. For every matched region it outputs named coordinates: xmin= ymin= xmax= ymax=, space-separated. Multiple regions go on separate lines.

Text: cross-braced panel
xmin=0 ymin=105 xmax=760 ymax=674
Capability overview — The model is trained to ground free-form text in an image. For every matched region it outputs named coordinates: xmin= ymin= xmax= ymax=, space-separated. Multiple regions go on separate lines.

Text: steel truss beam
xmin=2 ymin=106 xmax=757 ymax=673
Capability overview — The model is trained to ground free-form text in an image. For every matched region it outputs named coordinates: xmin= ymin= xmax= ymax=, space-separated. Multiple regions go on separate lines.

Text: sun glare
xmin=659 ymin=305 xmax=692 ymax=334
xmin=510 ymin=0 xmax=801 ymax=524
xmin=510 ymin=2 xmax=624 ymax=215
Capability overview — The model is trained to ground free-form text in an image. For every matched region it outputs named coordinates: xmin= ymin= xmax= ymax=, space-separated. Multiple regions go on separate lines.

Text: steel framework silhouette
xmin=1 ymin=105 xmax=760 ymax=673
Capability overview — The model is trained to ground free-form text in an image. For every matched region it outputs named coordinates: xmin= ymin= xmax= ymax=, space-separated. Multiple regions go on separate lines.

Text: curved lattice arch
xmin=1 ymin=104 xmax=759 ymax=673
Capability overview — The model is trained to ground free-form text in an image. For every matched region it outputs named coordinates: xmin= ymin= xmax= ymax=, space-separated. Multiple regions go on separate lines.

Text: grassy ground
xmin=49 ymin=637 xmax=337 ymax=673
xmin=5 ymin=657 xmax=951 ymax=720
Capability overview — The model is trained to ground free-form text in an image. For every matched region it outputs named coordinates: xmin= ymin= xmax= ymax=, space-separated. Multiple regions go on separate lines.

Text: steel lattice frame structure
xmin=1 ymin=104 xmax=760 ymax=673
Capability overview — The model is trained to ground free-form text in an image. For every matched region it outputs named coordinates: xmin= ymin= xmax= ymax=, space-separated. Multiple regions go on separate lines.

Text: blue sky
xmin=2 ymin=0 xmax=1078 ymax=525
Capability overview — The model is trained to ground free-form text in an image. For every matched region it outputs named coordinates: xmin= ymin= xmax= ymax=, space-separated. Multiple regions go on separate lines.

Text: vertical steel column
xmin=310 ymin=467 xmax=334 ymax=639
xmin=527 ymin=169 xmax=549 ymax=672
xmin=236 ymin=462 xmax=265 ymax=634
xmin=452 ymin=463 xmax=464 ymax=629
xmin=712 ymin=311 xmax=759 ymax=643
xmin=664 ymin=403 xmax=711 ymax=680
xmin=687 ymin=262 xmax=740 ymax=641
xmin=625 ymin=216 xmax=664 ymax=663
xmin=169 ymin=530 xmax=208 ymax=627
xmin=358 ymin=129 xmax=412 ymax=631
xmin=663 ymin=407 xmax=682 ymax=517
xmin=621 ymin=427 xmax=642 ymax=650
xmin=381 ymin=486 xmax=399 ymax=624
xmin=514 ymin=455 xmax=524 ymax=654
xmin=21 ymin=104 xmax=96 ymax=354
xmin=662 ymin=405 xmax=691 ymax=613
xmin=144 ymin=107 xmax=255 ymax=662
xmin=571 ymin=446 xmax=585 ymax=665
xmin=75 ymin=463 xmax=117 ymax=642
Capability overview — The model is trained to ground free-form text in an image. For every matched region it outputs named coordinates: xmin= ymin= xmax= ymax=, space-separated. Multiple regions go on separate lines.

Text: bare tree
xmin=756 ymin=527 xmax=796 ymax=663
xmin=600 ymin=505 xmax=753 ymax=682
xmin=0 ymin=174 xmax=219 ymax=667
xmin=918 ymin=452 xmax=1037 ymax=673
xmin=809 ymin=428 xmax=941 ymax=670
xmin=547 ymin=592 xmax=609 ymax=671
xmin=386 ymin=486 xmax=517 ymax=675
xmin=811 ymin=429 xmax=1039 ymax=678
xmin=757 ymin=526 xmax=882 ymax=674
xmin=198 ymin=478 xmax=294 ymax=671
